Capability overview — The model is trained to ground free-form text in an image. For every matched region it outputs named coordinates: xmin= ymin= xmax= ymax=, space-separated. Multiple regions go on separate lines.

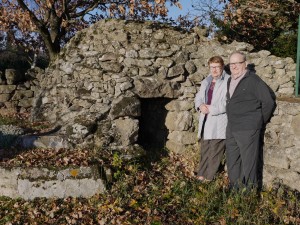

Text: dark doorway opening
xmin=138 ymin=98 xmax=172 ymax=151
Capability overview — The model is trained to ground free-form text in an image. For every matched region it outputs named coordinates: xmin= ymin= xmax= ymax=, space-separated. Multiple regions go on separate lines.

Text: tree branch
xmin=240 ymin=5 xmax=278 ymax=16
xmin=16 ymin=0 xmax=47 ymax=29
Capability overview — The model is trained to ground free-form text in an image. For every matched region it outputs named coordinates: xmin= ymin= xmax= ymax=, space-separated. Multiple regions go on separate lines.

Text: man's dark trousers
xmin=226 ymin=127 xmax=262 ymax=189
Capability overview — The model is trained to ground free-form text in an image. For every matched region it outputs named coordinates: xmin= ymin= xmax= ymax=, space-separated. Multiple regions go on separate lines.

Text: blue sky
xmin=167 ymin=1 xmax=194 ymax=19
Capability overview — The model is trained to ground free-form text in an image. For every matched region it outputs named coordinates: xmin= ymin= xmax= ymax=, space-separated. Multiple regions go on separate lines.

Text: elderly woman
xmin=194 ymin=56 xmax=229 ymax=182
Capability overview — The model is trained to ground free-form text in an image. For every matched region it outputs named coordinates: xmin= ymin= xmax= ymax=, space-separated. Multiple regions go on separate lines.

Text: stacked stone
xmin=33 ymin=20 xmax=208 ymax=150
xmin=0 ymin=68 xmax=40 ymax=114
xmin=33 ymin=19 xmax=296 ymax=151
xmin=264 ymin=100 xmax=300 ymax=191
xmin=248 ymin=50 xmax=295 ymax=96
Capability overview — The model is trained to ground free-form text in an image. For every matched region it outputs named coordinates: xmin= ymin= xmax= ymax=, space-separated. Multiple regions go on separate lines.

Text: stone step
xmin=0 ymin=165 xmax=105 ymax=200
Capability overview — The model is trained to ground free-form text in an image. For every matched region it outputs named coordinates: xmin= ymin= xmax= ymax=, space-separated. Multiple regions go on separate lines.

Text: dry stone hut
xmin=21 ymin=19 xmax=300 ymax=192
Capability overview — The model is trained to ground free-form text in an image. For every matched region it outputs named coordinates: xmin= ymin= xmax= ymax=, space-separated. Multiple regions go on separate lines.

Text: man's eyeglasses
xmin=229 ymin=61 xmax=245 ymax=67
xmin=209 ymin=66 xmax=222 ymax=70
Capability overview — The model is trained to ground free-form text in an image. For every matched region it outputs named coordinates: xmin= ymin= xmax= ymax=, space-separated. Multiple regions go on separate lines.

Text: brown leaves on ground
xmin=0 ymin=148 xmax=93 ymax=168
xmin=0 ymin=147 xmax=299 ymax=224
xmin=0 ymin=149 xmax=201 ymax=224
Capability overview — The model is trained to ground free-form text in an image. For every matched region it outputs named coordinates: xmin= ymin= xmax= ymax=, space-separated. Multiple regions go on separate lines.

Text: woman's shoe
xmin=195 ymin=176 xmax=205 ymax=181
xmin=195 ymin=176 xmax=211 ymax=183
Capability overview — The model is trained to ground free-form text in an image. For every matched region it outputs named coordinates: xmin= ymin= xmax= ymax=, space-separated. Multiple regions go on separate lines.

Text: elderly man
xmin=226 ymin=52 xmax=275 ymax=190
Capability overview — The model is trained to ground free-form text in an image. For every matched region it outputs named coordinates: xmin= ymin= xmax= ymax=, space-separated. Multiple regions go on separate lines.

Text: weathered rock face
xmin=27 ymin=20 xmax=299 ymax=191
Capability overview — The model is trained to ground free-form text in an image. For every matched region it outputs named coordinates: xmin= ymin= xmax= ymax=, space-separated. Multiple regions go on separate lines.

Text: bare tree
xmin=191 ymin=0 xmax=226 ymax=35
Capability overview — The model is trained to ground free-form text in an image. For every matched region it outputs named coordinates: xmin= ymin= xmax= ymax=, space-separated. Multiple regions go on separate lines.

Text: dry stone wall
xmin=0 ymin=68 xmax=42 ymax=114
xmin=1 ymin=19 xmax=299 ymax=192
xmin=264 ymin=99 xmax=300 ymax=191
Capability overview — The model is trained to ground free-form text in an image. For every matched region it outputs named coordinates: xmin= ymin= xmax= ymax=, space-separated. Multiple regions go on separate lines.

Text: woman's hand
xmin=200 ymin=104 xmax=209 ymax=114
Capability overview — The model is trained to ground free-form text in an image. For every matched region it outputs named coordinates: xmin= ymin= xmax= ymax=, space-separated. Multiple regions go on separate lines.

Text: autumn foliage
xmin=218 ymin=0 xmax=300 ymax=59
xmin=0 ymin=0 xmax=182 ymax=61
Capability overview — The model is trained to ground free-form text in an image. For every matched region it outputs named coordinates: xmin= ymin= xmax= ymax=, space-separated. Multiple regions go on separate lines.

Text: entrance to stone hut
xmin=138 ymin=98 xmax=172 ymax=151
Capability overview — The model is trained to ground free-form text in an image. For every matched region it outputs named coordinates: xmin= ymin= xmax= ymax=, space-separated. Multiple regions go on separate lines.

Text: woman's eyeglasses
xmin=209 ymin=66 xmax=222 ymax=70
